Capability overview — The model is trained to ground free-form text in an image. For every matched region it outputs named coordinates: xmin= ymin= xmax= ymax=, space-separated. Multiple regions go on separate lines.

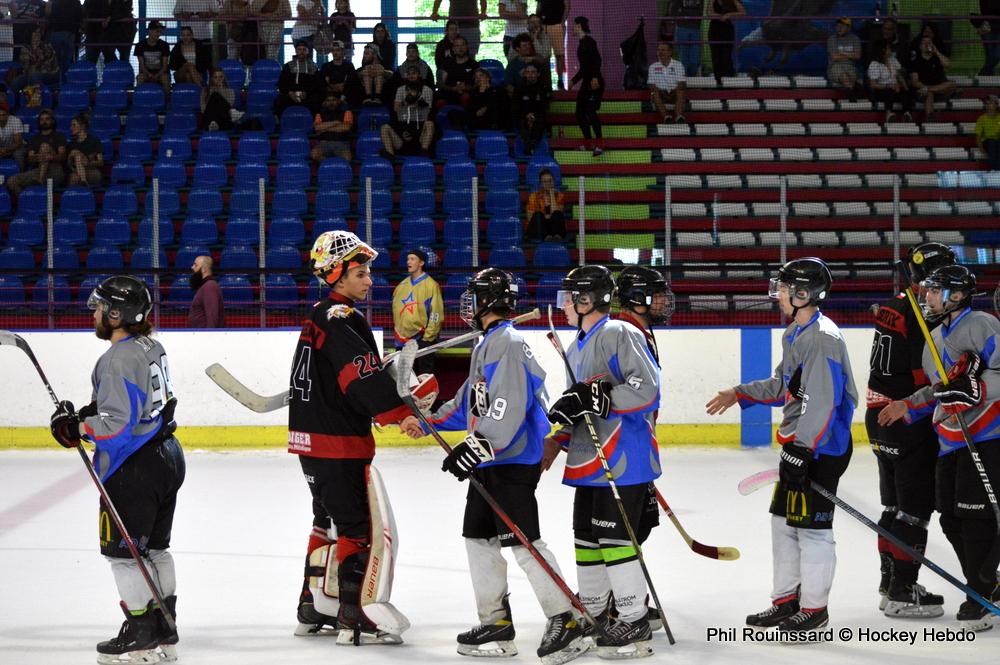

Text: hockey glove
xmin=947 ymin=351 xmax=984 ymax=382
xmin=442 ymin=432 xmax=494 ymax=481
xmin=411 ymin=373 xmax=439 ymax=416
xmin=50 ymin=400 xmax=81 ymax=449
xmin=786 ymin=367 xmax=806 ymax=400
xmin=934 ymin=374 xmax=983 ymax=415
xmin=77 ymin=400 xmax=98 ymax=420
xmin=470 ymin=380 xmax=489 ymax=418
xmin=547 ymin=381 xmax=612 ymax=426
xmin=778 ymin=443 xmax=811 ymax=491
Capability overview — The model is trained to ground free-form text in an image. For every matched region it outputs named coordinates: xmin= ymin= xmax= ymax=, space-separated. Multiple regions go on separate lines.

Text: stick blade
xmin=204 ymin=363 xmax=285 ymax=413
xmin=738 ymin=468 xmax=779 ymax=496
xmin=394 ymin=341 xmax=418 ymax=398
xmin=0 ymin=330 xmax=17 ymax=346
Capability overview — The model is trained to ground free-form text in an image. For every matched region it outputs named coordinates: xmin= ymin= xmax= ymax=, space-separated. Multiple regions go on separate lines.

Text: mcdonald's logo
xmin=99 ymin=511 xmax=112 ymax=547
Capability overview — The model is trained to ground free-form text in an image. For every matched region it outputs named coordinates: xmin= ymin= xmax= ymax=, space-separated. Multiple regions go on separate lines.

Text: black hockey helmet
xmin=920 ymin=264 xmax=977 ymax=319
xmin=460 ymin=268 xmax=518 ymax=330
xmin=769 ymin=257 xmax=833 ymax=306
xmin=906 ymin=242 xmax=956 ymax=283
xmin=560 ymin=265 xmax=616 ymax=317
xmin=617 ymin=265 xmax=674 ymax=324
xmin=88 ymin=275 xmax=152 ymax=325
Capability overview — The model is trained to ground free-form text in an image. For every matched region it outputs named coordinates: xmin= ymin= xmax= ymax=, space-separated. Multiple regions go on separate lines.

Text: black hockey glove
xmin=778 ymin=443 xmax=811 ymax=491
xmin=442 ymin=432 xmax=494 ymax=481
xmin=786 ymin=367 xmax=805 ymax=400
xmin=78 ymin=401 xmax=98 ymax=420
xmin=470 ymin=380 xmax=489 ymax=418
xmin=50 ymin=400 xmax=81 ymax=449
xmin=547 ymin=380 xmax=612 ymax=426
xmin=934 ymin=374 xmax=983 ymax=415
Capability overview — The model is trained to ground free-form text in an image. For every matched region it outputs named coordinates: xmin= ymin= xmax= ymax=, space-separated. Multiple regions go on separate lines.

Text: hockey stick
xmin=205 ymin=308 xmax=543 ymax=413
xmin=392 ymin=340 xmax=611 ymax=641
xmin=0 ymin=331 xmax=177 ymax=632
xmin=545 ymin=308 xmax=676 ymax=645
xmin=896 ymin=260 xmax=1000 ymax=584
xmin=994 ymin=286 xmax=999 ymax=319
xmin=654 ymin=489 xmax=740 ymax=560
xmin=737 ymin=468 xmax=780 ymax=496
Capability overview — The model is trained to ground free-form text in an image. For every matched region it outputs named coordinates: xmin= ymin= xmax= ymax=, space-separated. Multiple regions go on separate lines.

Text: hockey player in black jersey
xmin=866 ymin=243 xmax=955 ymax=618
xmin=49 ymin=276 xmax=184 ymax=664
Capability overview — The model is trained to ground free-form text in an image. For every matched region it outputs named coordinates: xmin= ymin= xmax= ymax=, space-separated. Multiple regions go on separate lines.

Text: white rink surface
xmin=0 ymin=446 xmax=994 ymax=665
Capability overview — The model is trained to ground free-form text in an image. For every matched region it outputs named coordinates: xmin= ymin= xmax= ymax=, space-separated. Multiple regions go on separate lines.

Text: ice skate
xmin=778 ymin=607 xmax=830 ymax=639
xmin=595 ymin=617 xmax=653 ymax=659
xmin=537 ymin=612 xmax=586 ymax=665
xmin=295 ymin=599 xmax=340 ymax=636
xmin=883 ymin=583 xmax=944 ymax=618
xmin=96 ymin=602 xmax=161 ymax=665
xmin=335 ymin=619 xmax=404 ymax=646
xmin=957 ymin=599 xmax=999 ymax=632
xmin=745 ymin=593 xmax=799 ymax=628
xmin=877 ymin=552 xmax=893 ymax=611
xmin=153 ymin=595 xmax=178 ymax=662
xmin=457 ymin=595 xmax=517 ymax=657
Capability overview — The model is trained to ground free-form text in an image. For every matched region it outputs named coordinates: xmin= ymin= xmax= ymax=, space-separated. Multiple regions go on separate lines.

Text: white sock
xmin=513 ymin=540 xmax=572 ymax=618
xmin=771 ymin=515 xmax=801 ymax=601
xmin=798 ymin=528 xmax=836 ymax=609
xmin=466 ymin=537 xmax=510 ymax=624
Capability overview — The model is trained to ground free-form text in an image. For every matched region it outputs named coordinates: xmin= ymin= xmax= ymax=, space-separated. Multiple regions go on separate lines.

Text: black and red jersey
xmin=287 ymin=292 xmax=411 ymax=459
xmin=867 ymin=293 xmax=934 ymax=407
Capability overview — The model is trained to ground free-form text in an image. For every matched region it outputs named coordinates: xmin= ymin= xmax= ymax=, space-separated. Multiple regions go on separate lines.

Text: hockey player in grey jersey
xmin=542 ymin=265 xmax=662 ymax=659
xmin=49 ymin=276 xmax=185 ymax=664
xmin=706 ymin=258 xmax=857 ymax=635
xmin=401 ymin=268 xmax=587 ymax=664
xmin=878 ymin=265 xmax=1000 ymax=631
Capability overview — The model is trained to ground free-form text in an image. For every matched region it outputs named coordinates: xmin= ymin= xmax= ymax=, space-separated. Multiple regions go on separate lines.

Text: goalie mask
xmin=310 ymin=230 xmax=378 ymax=287
xmin=617 ymin=265 xmax=674 ymax=324
xmin=920 ymin=264 xmax=977 ymax=322
xmin=88 ymin=275 xmax=152 ymax=326
xmin=460 ymin=268 xmax=518 ymax=331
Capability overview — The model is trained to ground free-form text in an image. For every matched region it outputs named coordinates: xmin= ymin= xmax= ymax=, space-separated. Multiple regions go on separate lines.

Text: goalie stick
xmin=654 ymin=489 xmax=740 ymax=561
xmin=546 ymin=307 xmax=676 ymax=645
xmin=0 ymin=330 xmax=177 ymax=632
xmin=392 ymin=340 xmax=611 ymax=641
xmin=205 ymin=308 xmax=542 ymax=413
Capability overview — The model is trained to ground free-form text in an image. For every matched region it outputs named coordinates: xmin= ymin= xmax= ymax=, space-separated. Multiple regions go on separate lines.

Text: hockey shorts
xmin=769 ymin=441 xmax=852 ymax=530
xmin=300 ymin=456 xmax=372 ymax=541
xmin=866 ymin=408 xmax=938 ymax=519
xmin=463 ymin=463 xmax=543 ymax=546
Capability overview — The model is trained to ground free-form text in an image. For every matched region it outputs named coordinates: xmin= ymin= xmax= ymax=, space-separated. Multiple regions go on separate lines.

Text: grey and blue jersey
xmin=82 ymin=335 xmax=174 ymax=481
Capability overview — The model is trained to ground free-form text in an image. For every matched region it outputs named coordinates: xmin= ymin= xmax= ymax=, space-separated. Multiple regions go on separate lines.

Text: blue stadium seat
xmin=197 ymin=132 xmax=233 ymax=164
xmin=515 ymin=135 xmax=550 ymax=158
xmin=19 ymin=85 xmax=53 ymax=110
xmin=86 ymin=246 xmax=125 ymax=270
xmin=143 ymin=187 xmax=181 ymax=218
xmin=110 ymin=162 xmax=145 ymax=186
xmin=76 ymin=275 xmax=107 ymax=308
xmin=193 ymin=162 xmax=228 ymax=188
xmin=314 ymin=190 xmax=351 ymax=217
xmin=0 ymin=246 xmax=35 ymax=270
xmin=125 ymin=110 xmax=159 ymax=136
xmin=187 ymin=188 xmax=223 ymax=217
xmin=355 ymin=131 xmax=383 ymax=160
xmin=276 ymin=161 xmax=310 ymax=189
xmin=7 ymin=216 xmax=43 ymax=246
xmin=358 ymin=190 xmax=391 ymax=218
xmin=443 ymin=218 xmax=475 ymax=244
xmin=474 ymin=130 xmax=509 ymax=160
xmin=485 ymin=189 xmax=520 ymax=218
xmin=133 ymin=83 xmax=166 ymax=112
xmin=276 ymin=135 xmax=309 ymax=162
xmin=65 ymin=61 xmax=98 ymax=88
xmin=534 ymin=272 xmax=564 ymax=305
xmin=101 ymin=61 xmax=134 ymax=89
xmin=400 ymin=189 xmax=435 ymax=217
xmin=30 ymin=275 xmax=71 ymax=309
xmin=119 ymin=134 xmax=153 ymax=162
xmin=401 ymin=157 xmax=435 ymax=189
xmin=359 ymin=158 xmax=394 ymax=189
xmin=484 ymin=159 xmax=519 ymax=188
xmin=176 ymin=244 xmax=212 ymax=269
xmin=90 ymin=110 xmax=122 ymax=138
xmin=152 ymin=160 xmax=187 ymax=189
xmin=264 ymin=274 xmax=298 ymax=309
xmin=18 ymin=187 xmax=49 ymax=218
xmin=437 ymin=131 xmax=470 ymax=160
xmin=268 ymin=216 xmax=306 ymax=245
xmin=225 ymin=219 xmax=260 ymax=246
xmin=54 ymin=107 xmax=75 ymax=134
xmin=435 ymin=104 xmax=465 ymax=131
xmin=533 ymin=242 xmax=572 ymax=267
xmin=357 ymin=220 xmax=393 ymax=247
xmin=486 ymin=217 xmax=522 ymax=244
xmin=229 ymin=187 xmax=263 ymax=216
xmin=218 ymin=59 xmax=246 ymax=88
xmin=219 ymin=274 xmax=254 ymax=306
xmin=477 ymin=59 xmax=505 ymax=87
xmin=488 ymin=246 xmax=525 ymax=268
xmin=61 ymin=187 xmax=96 ymax=217
xmin=526 ymin=157 xmax=561 ymax=187
xmin=237 ymin=131 xmax=271 ymax=162
xmin=245 ymin=86 xmax=278 ymax=125
xmin=93 ymin=215 xmax=132 ymax=246
xmin=164 ymin=110 xmax=198 ymax=136
xmin=130 ymin=246 xmax=170 ymax=269
xmin=95 ymin=85 xmax=128 ymax=112
xmin=53 ymin=215 xmax=88 ymax=246
xmin=251 ymin=59 xmax=281 ymax=87
xmin=0 ymin=276 xmax=26 ymax=308
xmin=0 ymin=158 xmax=18 ymax=180
xmin=47 ymin=246 xmax=80 ymax=269
xmin=170 ymin=83 xmax=201 ymax=113
xmin=280 ymin=106 xmax=313 ymax=135
xmin=443 ymin=189 xmax=475 ymax=217
xmin=443 ymin=159 xmax=476 ymax=190
xmin=399 ymin=217 xmax=436 ymax=246
xmin=357 ymin=106 xmax=390 ymax=132
xmin=16 ymin=108 xmax=40 ymax=134
xmin=369 ymin=248 xmax=391 ymax=269
xmin=442 ymin=272 xmax=473 ymax=302
xmin=181 ymin=217 xmax=219 ymax=245
xmin=0 ymin=189 xmax=10 ymax=218
xmin=159 ymin=134 xmax=193 ymax=161
xmin=233 ymin=162 xmax=269 ymax=188
xmin=443 ymin=245 xmax=474 ymax=268
xmin=58 ymin=84 xmax=91 ymax=112
xmin=317 ymin=158 xmax=353 ymax=189
xmin=312 ymin=216 xmax=349 ymax=237
xmin=265 ymin=244 xmax=302 ymax=269
xmin=272 ymin=189 xmax=308 ymax=217
xmin=166 ymin=276 xmax=193 ymax=309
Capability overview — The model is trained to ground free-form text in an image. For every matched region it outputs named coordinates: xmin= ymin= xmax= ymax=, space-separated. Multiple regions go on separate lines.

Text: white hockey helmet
xmin=310 ymin=230 xmax=378 ymax=286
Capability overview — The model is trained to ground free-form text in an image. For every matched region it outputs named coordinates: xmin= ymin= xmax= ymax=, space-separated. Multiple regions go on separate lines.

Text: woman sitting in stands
xmin=526 ymin=168 xmax=566 ymax=241
xmin=201 ymin=68 xmax=237 ymax=131
xmin=171 ymin=26 xmax=211 ymax=89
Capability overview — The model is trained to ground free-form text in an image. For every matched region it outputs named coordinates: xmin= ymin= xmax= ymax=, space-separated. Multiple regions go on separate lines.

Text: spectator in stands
xmin=66 ymin=114 xmax=104 ymax=187
xmin=973 ymin=1 xmax=1000 ymax=76
xmin=275 ymin=38 xmax=323 ymax=117
xmin=10 ymin=27 xmax=60 ymax=93
xmin=82 ymin=0 xmax=112 ymax=64
xmin=359 ymin=42 xmax=391 ymax=104
xmin=666 ymin=0 xmax=704 ymax=76
xmin=106 ymin=0 xmax=138 ymax=63
xmin=45 ymin=0 xmax=83 ymax=81
xmin=876 ymin=18 xmax=909 ymax=70
xmin=827 ymin=17 xmax=861 ymax=97
xmin=438 ymin=34 xmax=477 ymax=107
xmin=569 ymin=16 xmax=604 ymax=156
xmin=867 ymin=41 xmax=914 ymax=123
xmin=648 ymin=41 xmax=687 ymax=124
xmin=976 ymin=94 xmax=1000 ymax=170
xmin=526 ymin=168 xmax=566 ymax=241
xmin=380 ymin=63 xmax=435 ymax=158
xmin=431 ymin=0 xmax=487 ymax=58
xmin=909 ymin=35 xmax=957 ymax=123
xmin=392 ymin=248 xmax=443 ymax=375
xmin=0 ymin=103 xmax=27 ymax=170
xmin=291 ymin=0 xmax=324 ymax=51
xmin=253 ymin=0 xmax=291 ymax=62
xmin=504 ymin=32 xmax=544 ymax=90
xmin=329 ymin=0 xmax=356 ymax=60
xmin=499 ymin=0 xmax=528 ymax=59
xmin=7 ymin=108 xmax=66 ymax=197
xmin=434 ymin=19 xmax=460 ymax=81
xmin=170 ymin=26 xmax=210 ymax=87
xmin=201 ymin=67 xmax=237 ymax=130
xmin=512 ymin=62 xmax=549 ymax=156
xmin=707 ymin=0 xmax=744 ymax=82
xmin=391 ymin=42 xmax=435 ymax=91
xmin=11 ymin=0 xmax=45 ymax=62
xmin=468 ymin=68 xmax=500 ymax=130
xmin=188 ymin=255 xmax=225 ymax=328
xmin=173 ymin=0 xmax=216 ymax=63
xmin=135 ymin=20 xmax=171 ymax=93
xmin=370 ymin=22 xmax=396 ymax=71
xmin=221 ymin=0 xmax=249 ymax=60
xmin=527 ymin=13 xmax=553 ymax=78
xmin=311 ymin=92 xmax=353 ymax=161
xmin=908 ymin=22 xmax=946 ymax=62
xmin=320 ymin=40 xmax=360 ymax=106
xmin=537 ymin=0 xmax=568 ymax=89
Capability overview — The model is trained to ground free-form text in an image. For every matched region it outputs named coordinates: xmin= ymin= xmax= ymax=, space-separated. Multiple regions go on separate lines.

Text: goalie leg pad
xmin=357 ymin=465 xmax=410 ymax=637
